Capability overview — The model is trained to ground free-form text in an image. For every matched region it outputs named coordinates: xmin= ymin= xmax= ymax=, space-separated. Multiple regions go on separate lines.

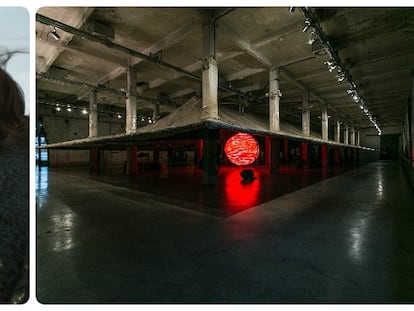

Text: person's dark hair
xmin=0 ymin=67 xmax=28 ymax=303
xmin=0 ymin=67 xmax=27 ymax=145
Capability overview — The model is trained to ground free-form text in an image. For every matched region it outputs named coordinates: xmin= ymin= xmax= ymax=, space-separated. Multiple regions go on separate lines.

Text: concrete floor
xmin=36 ymin=161 xmax=414 ymax=303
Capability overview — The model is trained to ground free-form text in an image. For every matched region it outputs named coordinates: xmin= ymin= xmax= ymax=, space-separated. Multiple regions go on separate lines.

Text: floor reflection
xmin=36 ymin=166 xmax=49 ymax=209
xmin=224 ymin=168 xmax=260 ymax=212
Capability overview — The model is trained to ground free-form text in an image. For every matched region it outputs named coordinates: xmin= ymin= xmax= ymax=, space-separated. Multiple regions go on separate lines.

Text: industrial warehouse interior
xmin=35 ymin=7 xmax=414 ymax=303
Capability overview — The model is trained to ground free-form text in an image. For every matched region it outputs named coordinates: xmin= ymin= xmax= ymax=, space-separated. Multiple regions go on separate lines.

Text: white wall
xmin=38 ymin=105 xmax=125 ymax=168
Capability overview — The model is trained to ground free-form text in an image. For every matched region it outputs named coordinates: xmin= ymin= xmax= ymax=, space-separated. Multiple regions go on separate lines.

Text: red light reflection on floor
xmin=224 ymin=168 xmax=260 ymax=212
xmin=224 ymin=133 xmax=260 ymax=166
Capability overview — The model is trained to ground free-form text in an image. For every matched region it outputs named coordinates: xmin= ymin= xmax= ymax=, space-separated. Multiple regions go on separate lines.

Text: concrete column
xmin=335 ymin=120 xmax=341 ymax=143
xmin=270 ymin=137 xmax=280 ymax=174
xmin=350 ymin=125 xmax=355 ymax=145
xmin=302 ymin=91 xmax=310 ymax=137
xmin=201 ymin=128 xmax=219 ymax=185
xmin=201 ymin=23 xmax=219 ymax=120
xmin=126 ymin=66 xmax=137 ymax=133
xmin=89 ymin=90 xmax=98 ymax=138
xmin=269 ymin=67 xmax=281 ymax=132
xmin=152 ymin=102 xmax=160 ymax=123
xmin=321 ymin=105 xmax=328 ymax=141
xmin=356 ymin=130 xmax=360 ymax=146
xmin=344 ymin=123 xmax=349 ymax=145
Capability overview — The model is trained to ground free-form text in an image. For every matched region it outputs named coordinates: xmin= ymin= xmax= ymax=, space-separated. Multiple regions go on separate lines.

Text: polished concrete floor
xmin=36 ymin=161 xmax=414 ymax=303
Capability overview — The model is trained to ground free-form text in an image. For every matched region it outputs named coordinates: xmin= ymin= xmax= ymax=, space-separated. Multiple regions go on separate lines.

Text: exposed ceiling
xmin=36 ymin=7 xmax=414 ymax=135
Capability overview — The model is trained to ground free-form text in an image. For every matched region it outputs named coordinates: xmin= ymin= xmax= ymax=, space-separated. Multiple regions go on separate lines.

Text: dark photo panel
xmin=36 ymin=6 xmax=414 ymax=304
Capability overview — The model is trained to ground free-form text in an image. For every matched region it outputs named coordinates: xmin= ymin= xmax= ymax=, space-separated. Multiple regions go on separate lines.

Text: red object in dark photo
xmin=224 ymin=132 xmax=260 ymax=166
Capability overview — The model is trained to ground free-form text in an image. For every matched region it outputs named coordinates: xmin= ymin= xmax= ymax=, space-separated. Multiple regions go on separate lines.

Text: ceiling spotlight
xmin=307 ymin=30 xmax=316 ymax=45
xmin=303 ymin=19 xmax=311 ymax=32
xmin=49 ymin=27 xmax=60 ymax=41
xmin=66 ymin=107 xmax=72 ymax=112
xmin=337 ymin=75 xmax=346 ymax=83
xmin=117 ymin=114 xmax=122 ymax=119
xmin=82 ymin=108 xmax=88 ymax=114
xmin=55 ymin=107 xmax=61 ymax=112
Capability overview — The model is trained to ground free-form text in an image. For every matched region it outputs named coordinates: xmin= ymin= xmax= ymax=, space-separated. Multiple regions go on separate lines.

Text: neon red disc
xmin=224 ymin=133 xmax=260 ymax=166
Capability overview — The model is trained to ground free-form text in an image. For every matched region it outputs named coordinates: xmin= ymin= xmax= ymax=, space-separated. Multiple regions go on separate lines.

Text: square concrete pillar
xmin=302 ymin=91 xmax=310 ymax=137
xmin=89 ymin=91 xmax=98 ymax=138
xmin=321 ymin=106 xmax=328 ymax=141
xmin=269 ymin=67 xmax=281 ymax=132
xmin=201 ymin=23 xmax=219 ymax=121
xmin=126 ymin=67 xmax=137 ymax=134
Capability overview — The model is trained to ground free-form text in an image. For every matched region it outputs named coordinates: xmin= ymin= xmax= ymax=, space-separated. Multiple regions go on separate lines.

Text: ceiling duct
xmin=87 ymin=21 xmax=114 ymax=39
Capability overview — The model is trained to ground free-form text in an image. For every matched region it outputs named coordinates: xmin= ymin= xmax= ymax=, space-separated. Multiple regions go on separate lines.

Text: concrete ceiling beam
xmin=37 ymin=8 xmax=94 ymax=73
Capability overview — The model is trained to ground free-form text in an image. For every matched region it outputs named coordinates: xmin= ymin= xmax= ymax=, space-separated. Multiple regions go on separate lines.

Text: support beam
xmin=201 ymin=22 xmax=219 ymax=120
xmin=126 ymin=66 xmax=137 ymax=133
xmin=89 ymin=90 xmax=98 ymax=138
xmin=216 ymin=20 xmax=351 ymax=124
xmin=152 ymin=102 xmax=160 ymax=123
xmin=350 ymin=125 xmax=356 ymax=145
xmin=356 ymin=130 xmax=360 ymax=146
xmin=217 ymin=21 xmax=272 ymax=67
xmin=335 ymin=120 xmax=341 ymax=143
xmin=321 ymin=105 xmax=329 ymax=141
xmin=302 ymin=91 xmax=310 ymax=137
xmin=224 ymin=68 xmax=266 ymax=82
xmin=37 ymin=8 xmax=94 ymax=73
xmin=269 ymin=67 xmax=281 ymax=132
xmin=344 ymin=123 xmax=349 ymax=145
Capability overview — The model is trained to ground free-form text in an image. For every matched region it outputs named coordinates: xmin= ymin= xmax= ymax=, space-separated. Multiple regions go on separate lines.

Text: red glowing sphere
xmin=224 ymin=133 xmax=260 ymax=166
